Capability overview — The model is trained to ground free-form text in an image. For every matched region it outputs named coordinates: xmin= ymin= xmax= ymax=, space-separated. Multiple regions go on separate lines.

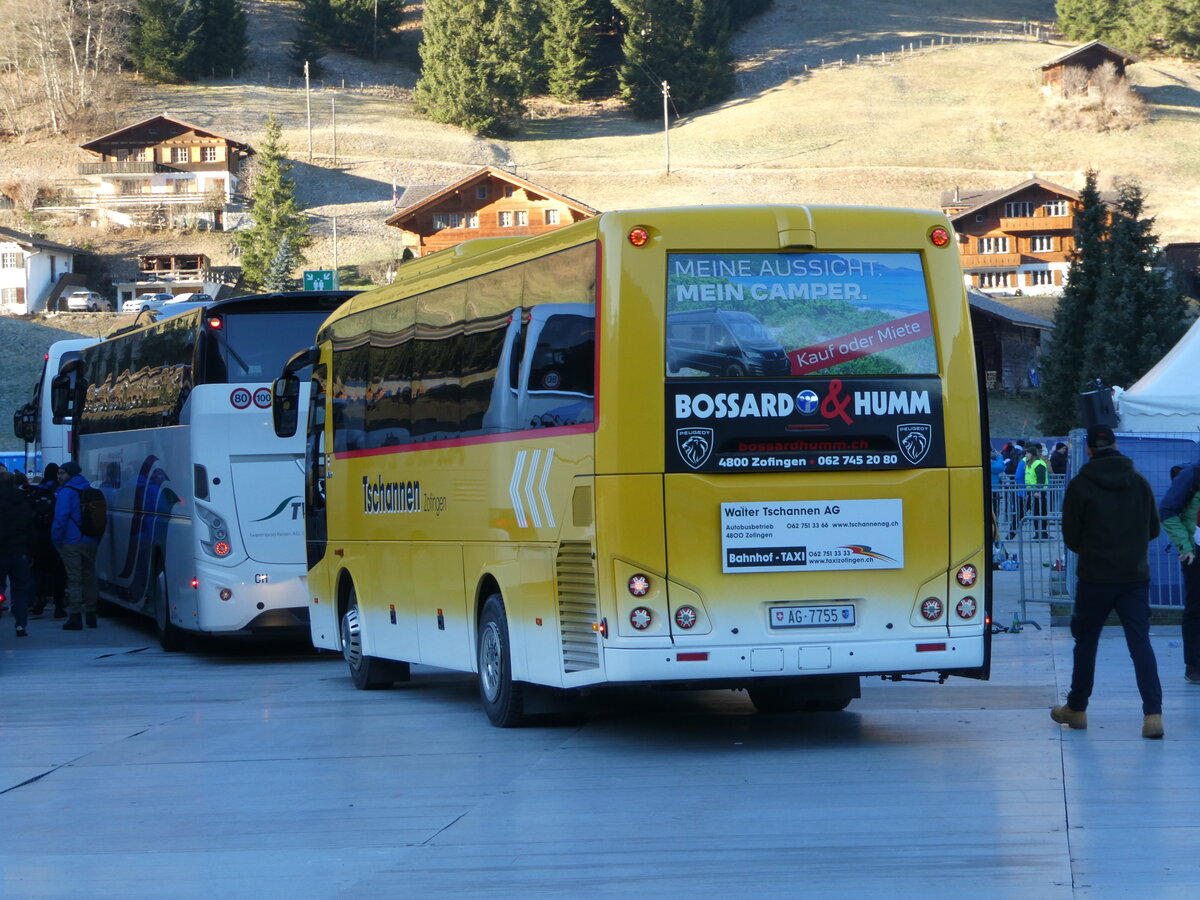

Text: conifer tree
xmin=1037 ymin=171 xmax=1109 ymax=433
xmin=415 ymin=0 xmax=525 ymax=136
xmin=190 ymin=0 xmax=249 ymax=78
xmin=1084 ymin=183 xmax=1186 ymax=388
xmin=129 ymin=0 xmax=198 ymax=84
xmin=263 ymin=235 xmax=302 ymax=292
xmin=544 ymin=0 xmax=603 ymax=101
xmin=234 ymin=116 xmax=312 ymax=292
xmin=1056 ymin=0 xmax=1123 ymax=41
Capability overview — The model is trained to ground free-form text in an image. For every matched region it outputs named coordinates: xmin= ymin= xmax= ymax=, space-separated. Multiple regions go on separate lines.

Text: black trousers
xmin=1067 ymin=580 xmax=1162 ymax=716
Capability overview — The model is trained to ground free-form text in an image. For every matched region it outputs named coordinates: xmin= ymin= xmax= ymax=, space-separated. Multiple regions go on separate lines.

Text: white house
xmin=0 ymin=226 xmax=87 ymax=314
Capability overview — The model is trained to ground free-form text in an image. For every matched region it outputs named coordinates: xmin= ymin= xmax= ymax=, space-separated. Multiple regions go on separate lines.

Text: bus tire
xmin=478 ymin=594 xmax=527 ymax=727
xmin=805 ymin=696 xmax=854 ymax=712
xmin=152 ymin=562 xmax=185 ymax=652
xmin=747 ymin=683 xmax=806 ymax=714
xmin=341 ymin=586 xmax=400 ymax=690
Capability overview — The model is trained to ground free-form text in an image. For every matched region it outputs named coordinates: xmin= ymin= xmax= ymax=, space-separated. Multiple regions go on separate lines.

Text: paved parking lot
xmin=2 ymin=572 xmax=1198 ymax=898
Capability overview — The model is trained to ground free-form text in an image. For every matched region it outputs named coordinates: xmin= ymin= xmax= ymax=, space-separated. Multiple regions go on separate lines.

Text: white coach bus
xmin=53 ymin=291 xmax=355 ymax=648
xmin=13 ymin=337 xmax=101 ymax=472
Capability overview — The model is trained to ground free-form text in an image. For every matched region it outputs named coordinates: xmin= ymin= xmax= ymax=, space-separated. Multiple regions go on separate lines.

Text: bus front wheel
xmin=152 ymin=562 xmax=185 ymax=652
xmin=341 ymin=587 xmax=403 ymax=690
xmin=478 ymin=594 xmax=527 ymax=727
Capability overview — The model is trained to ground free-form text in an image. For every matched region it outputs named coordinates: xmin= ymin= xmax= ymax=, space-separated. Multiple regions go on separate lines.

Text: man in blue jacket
xmin=1160 ymin=462 xmax=1200 ymax=684
xmin=51 ymin=461 xmax=99 ymax=631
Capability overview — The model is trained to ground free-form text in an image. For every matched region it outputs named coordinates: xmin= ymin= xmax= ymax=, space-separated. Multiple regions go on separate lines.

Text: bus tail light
xmin=219 ymin=588 xmax=233 ymax=602
xmin=214 ymin=541 xmax=231 ymax=556
xmin=630 ymin=607 xmax=652 ymax=630
xmin=674 ymin=606 xmax=698 ymax=629
xmin=190 ymin=578 xmax=200 ymax=590
xmin=628 ymin=226 xmax=650 ymax=247
xmin=920 ymin=598 xmax=944 ymax=621
xmin=929 ymin=226 xmax=951 ymax=247
xmin=593 ymin=619 xmax=608 ymax=637
xmin=956 ymin=597 xmax=977 ymax=619
xmin=956 ymin=565 xmax=977 ymax=587
xmin=628 ymin=574 xmax=650 ymax=597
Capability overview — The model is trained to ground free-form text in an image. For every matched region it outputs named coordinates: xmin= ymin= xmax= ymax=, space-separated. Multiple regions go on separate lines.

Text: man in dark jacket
xmin=28 ymin=463 xmax=67 ymax=619
xmin=52 ymin=461 xmax=101 ymax=631
xmin=1053 ymin=424 xmax=1163 ymax=739
xmin=0 ymin=469 xmax=35 ymax=637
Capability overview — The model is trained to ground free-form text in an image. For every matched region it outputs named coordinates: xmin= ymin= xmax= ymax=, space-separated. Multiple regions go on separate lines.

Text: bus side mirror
xmin=13 ymin=403 xmax=37 ymax=443
xmin=273 ymin=374 xmax=301 ymax=438
xmin=50 ymin=373 xmax=80 ymax=424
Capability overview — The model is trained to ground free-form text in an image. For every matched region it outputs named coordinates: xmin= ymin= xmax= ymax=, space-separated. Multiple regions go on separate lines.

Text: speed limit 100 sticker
xmin=253 ymin=387 xmax=272 ymax=408
xmin=230 ymin=388 xmax=252 ymax=409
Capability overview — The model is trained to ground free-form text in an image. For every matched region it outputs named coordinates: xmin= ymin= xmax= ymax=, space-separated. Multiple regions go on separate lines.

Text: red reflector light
xmin=916 ymin=642 xmax=946 ymax=652
xmin=628 ymin=226 xmax=650 ymax=247
xmin=929 ymin=226 xmax=951 ymax=247
xmin=677 ymin=652 xmax=708 ymax=661
xmin=190 ymin=578 xmax=200 ymax=589
xmin=956 ymin=565 xmax=977 ymax=587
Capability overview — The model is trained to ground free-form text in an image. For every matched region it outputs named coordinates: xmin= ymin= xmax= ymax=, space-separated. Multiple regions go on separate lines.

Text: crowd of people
xmin=0 ymin=459 xmax=100 ymax=637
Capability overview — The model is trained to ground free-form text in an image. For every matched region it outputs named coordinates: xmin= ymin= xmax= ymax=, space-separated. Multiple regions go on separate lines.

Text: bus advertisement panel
xmin=277 ymin=206 xmax=989 ymax=725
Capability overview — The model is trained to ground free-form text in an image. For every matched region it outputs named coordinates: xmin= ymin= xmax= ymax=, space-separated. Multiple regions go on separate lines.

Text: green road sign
xmin=304 ymin=270 xmax=336 ymax=291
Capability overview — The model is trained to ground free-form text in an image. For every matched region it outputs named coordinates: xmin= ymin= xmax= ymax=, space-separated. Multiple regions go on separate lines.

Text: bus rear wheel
xmin=152 ymin=562 xmax=185 ymax=652
xmin=341 ymin=587 xmax=404 ymax=690
xmin=747 ymin=680 xmax=855 ymax=714
xmin=478 ymin=594 xmax=526 ymax=727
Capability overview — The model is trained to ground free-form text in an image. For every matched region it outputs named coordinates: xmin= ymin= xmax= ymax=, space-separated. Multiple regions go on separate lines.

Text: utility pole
xmin=373 ymin=0 xmax=379 ymax=61
xmin=332 ymin=215 xmax=339 ymax=288
xmin=331 ymin=95 xmax=337 ymax=164
xmin=662 ymin=81 xmax=671 ymax=175
xmin=305 ymin=61 xmax=313 ymax=161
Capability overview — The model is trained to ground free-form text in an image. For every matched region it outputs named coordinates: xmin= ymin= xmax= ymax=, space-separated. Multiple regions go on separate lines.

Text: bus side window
xmin=523 ymin=312 xmax=595 ymax=428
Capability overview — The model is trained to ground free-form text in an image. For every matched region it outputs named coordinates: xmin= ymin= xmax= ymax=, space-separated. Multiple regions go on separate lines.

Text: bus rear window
xmin=666 ymin=252 xmax=938 ymax=377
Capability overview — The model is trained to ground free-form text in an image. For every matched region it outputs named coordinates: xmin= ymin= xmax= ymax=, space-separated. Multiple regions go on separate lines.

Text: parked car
xmin=122 ymin=292 xmax=175 ymax=313
xmin=64 ymin=290 xmax=111 ymax=312
xmin=163 ymin=292 xmax=213 ymax=306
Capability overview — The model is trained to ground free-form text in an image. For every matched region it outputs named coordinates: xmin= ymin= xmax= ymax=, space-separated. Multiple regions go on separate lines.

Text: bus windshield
xmin=215 ymin=310 xmax=338 ymax=384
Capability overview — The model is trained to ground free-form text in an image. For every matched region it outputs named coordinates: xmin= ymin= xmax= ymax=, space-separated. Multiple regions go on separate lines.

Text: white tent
xmin=1115 ymin=316 xmax=1200 ymax=432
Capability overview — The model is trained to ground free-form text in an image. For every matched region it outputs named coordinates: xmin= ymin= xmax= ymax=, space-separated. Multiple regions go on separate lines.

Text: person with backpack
xmin=1159 ymin=461 xmax=1200 ymax=684
xmin=27 ymin=463 xmax=67 ymax=620
xmin=0 ymin=469 xmax=35 ymax=638
xmin=51 ymin=461 xmax=102 ymax=631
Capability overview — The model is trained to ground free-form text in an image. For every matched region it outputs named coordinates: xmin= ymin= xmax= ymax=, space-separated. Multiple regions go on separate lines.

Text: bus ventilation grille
xmin=556 ymin=541 xmax=600 ymax=672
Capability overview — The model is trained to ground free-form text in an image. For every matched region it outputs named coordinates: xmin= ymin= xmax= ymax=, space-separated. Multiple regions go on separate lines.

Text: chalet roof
xmin=967 ymin=289 xmax=1054 ymax=330
xmin=79 ymin=115 xmax=253 ymax=156
xmin=386 ymin=166 xmax=598 ymax=228
xmin=944 ymin=177 xmax=1080 ymax=222
xmin=0 ymin=225 xmax=85 ymax=256
xmin=1039 ymin=40 xmax=1139 ymax=70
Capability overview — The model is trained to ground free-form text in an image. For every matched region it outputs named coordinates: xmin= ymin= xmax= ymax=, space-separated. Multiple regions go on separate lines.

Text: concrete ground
xmin=1 ymin=570 xmax=1198 ymax=898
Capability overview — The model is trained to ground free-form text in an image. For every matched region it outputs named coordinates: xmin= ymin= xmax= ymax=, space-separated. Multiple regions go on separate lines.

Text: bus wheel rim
xmin=480 ymin=622 xmax=502 ymax=703
xmin=342 ymin=606 xmax=363 ymax=668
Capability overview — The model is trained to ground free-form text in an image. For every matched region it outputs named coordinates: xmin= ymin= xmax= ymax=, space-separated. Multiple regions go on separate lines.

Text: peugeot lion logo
xmin=896 ymin=423 xmax=932 ymax=465
xmin=676 ymin=427 xmax=715 ymax=469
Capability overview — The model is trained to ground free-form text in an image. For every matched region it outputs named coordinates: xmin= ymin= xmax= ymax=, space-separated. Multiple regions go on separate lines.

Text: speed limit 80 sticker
xmin=230 ymin=387 xmax=273 ymax=409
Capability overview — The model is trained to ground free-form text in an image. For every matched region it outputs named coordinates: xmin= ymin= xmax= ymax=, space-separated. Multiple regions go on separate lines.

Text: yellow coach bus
xmin=273 ymin=205 xmax=991 ymax=725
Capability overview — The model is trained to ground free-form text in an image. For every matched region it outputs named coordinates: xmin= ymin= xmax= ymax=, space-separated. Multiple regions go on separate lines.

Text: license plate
xmin=769 ymin=605 xmax=855 ymax=628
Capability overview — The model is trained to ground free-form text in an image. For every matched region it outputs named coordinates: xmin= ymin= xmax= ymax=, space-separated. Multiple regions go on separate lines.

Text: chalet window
xmin=498 ymin=211 xmax=513 ymax=227
xmin=1 ymin=287 xmax=19 ymax=303
xmin=172 ymin=179 xmax=192 ymax=194
xmin=1029 ymin=270 xmax=1055 ymax=286
xmin=975 ymin=214 xmax=984 ymax=223
xmin=433 ymin=214 xmax=448 ymax=229
xmin=133 ymin=149 xmax=149 ymax=161
xmin=1043 ymin=200 xmax=1068 ymax=217
xmin=171 ymin=147 xmax=190 ymax=164
xmin=544 ymin=209 xmax=559 ymax=225
xmin=1031 ymin=235 xmax=1054 ymax=252
xmin=476 ymin=186 xmax=488 ymax=200
xmin=1004 ymin=201 xmax=1034 ymax=218
xmin=514 ymin=210 xmax=528 ymax=226
xmin=1 ymin=252 xmax=21 ymax=268
xmin=466 ymin=213 xmax=479 ymax=228
xmin=201 ymin=146 xmax=218 ymax=162
xmin=979 ymin=237 xmax=1009 ymax=254
xmin=979 ymin=271 xmax=1013 ymax=288
xmin=504 ymin=186 xmax=515 ymax=198
xmin=116 ymin=149 xmax=129 ymax=161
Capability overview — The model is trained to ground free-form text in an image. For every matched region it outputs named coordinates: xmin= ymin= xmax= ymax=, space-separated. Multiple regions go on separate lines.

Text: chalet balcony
xmin=998 ymin=215 xmax=1074 ymax=232
xmin=959 ymin=252 xmax=1022 ymax=268
xmin=77 ymin=161 xmax=170 ymax=176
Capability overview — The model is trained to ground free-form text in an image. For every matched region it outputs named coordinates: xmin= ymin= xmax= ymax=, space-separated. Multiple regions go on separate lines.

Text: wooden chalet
xmin=74 ymin=115 xmax=254 ymax=231
xmin=1039 ymin=40 xmax=1138 ymax=96
xmin=967 ymin=289 xmax=1053 ymax=391
xmin=940 ymin=177 xmax=1101 ymax=297
xmin=386 ymin=167 xmax=598 ymax=257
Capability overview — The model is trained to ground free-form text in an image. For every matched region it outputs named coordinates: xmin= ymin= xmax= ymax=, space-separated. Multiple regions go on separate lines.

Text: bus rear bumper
xmin=599 ymin=635 xmax=986 ymax=684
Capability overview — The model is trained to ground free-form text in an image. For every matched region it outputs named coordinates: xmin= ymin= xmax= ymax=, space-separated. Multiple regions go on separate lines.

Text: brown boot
xmin=62 ymin=615 xmax=83 ymax=631
xmin=1142 ymin=714 xmax=1164 ymax=739
xmin=1051 ymin=705 xmax=1087 ymax=729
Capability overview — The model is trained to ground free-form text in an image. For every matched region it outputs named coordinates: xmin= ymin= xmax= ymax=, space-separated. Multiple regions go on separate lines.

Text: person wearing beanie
xmin=1053 ymin=424 xmax=1164 ymax=739
xmin=52 ymin=461 xmax=101 ymax=630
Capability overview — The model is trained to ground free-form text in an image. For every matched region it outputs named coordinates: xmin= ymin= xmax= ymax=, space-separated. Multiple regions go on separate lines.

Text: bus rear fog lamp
xmin=674 ymin=606 xmax=698 ymax=629
xmin=628 ymin=574 xmax=650 ymax=597
xmin=920 ymin=598 xmax=944 ymax=621
xmin=956 ymin=565 xmax=977 ymax=587
xmin=956 ymin=597 xmax=977 ymax=619
xmin=628 ymin=226 xmax=650 ymax=247
xmin=630 ymin=607 xmax=652 ymax=630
